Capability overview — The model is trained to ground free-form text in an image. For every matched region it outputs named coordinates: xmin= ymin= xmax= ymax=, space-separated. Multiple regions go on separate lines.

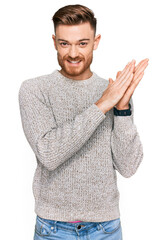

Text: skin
xmin=52 ymin=22 xmax=149 ymax=112
xmin=109 ymin=58 xmax=149 ymax=110
xmin=52 ymin=22 xmax=101 ymax=80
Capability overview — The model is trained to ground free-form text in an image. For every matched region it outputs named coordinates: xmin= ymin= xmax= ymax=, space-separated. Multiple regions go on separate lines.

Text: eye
xmin=60 ymin=42 xmax=68 ymax=46
xmin=80 ymin=42 xmax=87 ymax=46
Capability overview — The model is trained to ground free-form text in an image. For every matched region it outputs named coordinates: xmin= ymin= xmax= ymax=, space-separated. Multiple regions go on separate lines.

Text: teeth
xmin=69 ymin=60 xmax=80 ymax=63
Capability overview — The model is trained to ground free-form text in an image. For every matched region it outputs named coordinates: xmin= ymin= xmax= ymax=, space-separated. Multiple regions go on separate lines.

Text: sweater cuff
xmin=92 ymin=103 xmax=106 ymax=120
xmin=113 ymin=113 xmax=133 ymax=132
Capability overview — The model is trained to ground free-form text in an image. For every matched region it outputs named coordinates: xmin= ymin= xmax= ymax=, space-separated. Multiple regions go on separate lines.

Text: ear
xmin=93 ymin=34 xmax=101 ymax=50
xmin=52 ymin=34 xmax=57 ymax=50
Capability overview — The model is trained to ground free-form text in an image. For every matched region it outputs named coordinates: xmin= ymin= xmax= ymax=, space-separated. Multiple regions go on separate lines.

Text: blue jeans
xmin=33 ymin=215 xmax=123 ymax=240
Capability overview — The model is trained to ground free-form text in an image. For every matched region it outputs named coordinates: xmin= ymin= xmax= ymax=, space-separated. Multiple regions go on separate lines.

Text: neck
xmin=59 ymin=68 xmax=93 ymax=80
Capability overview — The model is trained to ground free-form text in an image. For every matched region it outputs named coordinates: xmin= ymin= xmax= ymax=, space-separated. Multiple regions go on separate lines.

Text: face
xmin=52 ymin=22 xmax=101 ymax=80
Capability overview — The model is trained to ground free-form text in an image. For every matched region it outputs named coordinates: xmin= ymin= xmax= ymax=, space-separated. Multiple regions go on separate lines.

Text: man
xmin=18 ymin=4 xmax=149 ymax=240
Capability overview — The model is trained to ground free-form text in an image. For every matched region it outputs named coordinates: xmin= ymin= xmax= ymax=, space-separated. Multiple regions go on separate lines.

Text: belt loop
xmin=97 ymin=223 xmax=102 ymax=231
xmin=75 ymin=225 xmax=80 ymax=237
xmin=52 ymin=221 xmax=58 ymax=233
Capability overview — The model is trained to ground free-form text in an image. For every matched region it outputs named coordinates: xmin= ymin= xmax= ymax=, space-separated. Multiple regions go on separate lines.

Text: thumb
xmin=116 ymin=71 xmax=121 ymax=78
xmin=108 ymin=78 xmax=114 ymax=84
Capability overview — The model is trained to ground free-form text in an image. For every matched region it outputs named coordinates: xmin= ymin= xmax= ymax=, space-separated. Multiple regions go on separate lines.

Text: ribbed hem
xmin=68 ymin=221 xmax=82 ymax=223
xmin=34 ymin=202 xmax=120 ymax=222
xmin=80 ymin=103 xmax=106 ymax=134
xmin=114 ymin=114 xmax=133 ymax=131
xmin=91 ymin=103 xmax=106 ymax=118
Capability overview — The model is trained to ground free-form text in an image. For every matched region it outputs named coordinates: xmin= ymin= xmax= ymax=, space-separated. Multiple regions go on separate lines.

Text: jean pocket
xmin=101 ymin=218 xmax=121 ymax=234
xmin=35 ymin=216 xmax=52 ymax=237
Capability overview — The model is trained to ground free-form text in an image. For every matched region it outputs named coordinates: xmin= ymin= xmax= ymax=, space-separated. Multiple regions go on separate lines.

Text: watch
xmin=114 ymin=103 xmax=132 ymax=116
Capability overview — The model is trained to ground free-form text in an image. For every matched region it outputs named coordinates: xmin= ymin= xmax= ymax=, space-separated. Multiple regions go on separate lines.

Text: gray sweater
xmin=18 ymin=69 xmax=143 ymax=222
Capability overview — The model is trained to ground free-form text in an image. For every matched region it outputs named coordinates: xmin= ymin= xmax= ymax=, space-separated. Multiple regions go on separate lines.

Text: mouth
xmin=67 ymin=60 xmax=82 ymax=66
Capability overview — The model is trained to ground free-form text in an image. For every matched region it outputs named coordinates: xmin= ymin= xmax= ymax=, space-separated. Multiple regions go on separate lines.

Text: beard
xmin=57 ymin=52 xmax=93 ymax=78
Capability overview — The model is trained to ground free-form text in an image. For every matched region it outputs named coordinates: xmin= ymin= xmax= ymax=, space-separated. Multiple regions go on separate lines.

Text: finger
xmin=134 ymin=61 xmax=148 ymax=79
xmin=136 ymin=58 xmax=149 ymax=68
xmin=116 ymin=61 xmax=132 ymax=80
xmin=108 ymin=78 xmax=114 ymax=84
xmin=120 ymin=72 xmax=134 ymax=91
xmin=117 ymin=61 xmax=135 ymax=85
xmin=116 ymin=71 xmax=121 ymax=78
xmin=118 ymin=60 xmax=135 ymax=81
xmin=126 ymin=71 xmax=144 ymax=96
xmin=116 ymin=59 xmax=148 ymax=100
xmin=135 ymin=61 xmax=148 ymax=75
xmin=135 ymin=58 xmax=149 ymax=74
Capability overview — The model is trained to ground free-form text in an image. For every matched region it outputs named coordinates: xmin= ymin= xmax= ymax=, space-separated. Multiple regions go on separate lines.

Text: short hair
xmin=52 ymin=4 xmax=97 ymax=36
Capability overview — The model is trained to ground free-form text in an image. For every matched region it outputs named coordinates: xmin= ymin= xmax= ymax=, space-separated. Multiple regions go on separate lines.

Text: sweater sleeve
xmin=110 ymin=97 xmax=143 ymax=178
xmin=18 ymin=80 xmax=106 ymax=171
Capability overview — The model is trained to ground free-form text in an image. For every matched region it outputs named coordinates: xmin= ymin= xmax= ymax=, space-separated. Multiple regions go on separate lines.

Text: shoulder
xmin=99 ymin=77 xmax=109 ymax=87
xmin=20 ymin=72 xmax=52 ymax=89
xmin=94 ymin=72 xmax=109 ymax=89
xmin=18 ymin=71 xmax=55 ymax=97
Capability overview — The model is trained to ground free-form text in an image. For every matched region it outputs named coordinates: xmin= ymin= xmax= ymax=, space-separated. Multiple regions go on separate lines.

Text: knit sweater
xmin=18 ymin=69 xmax=143 ymax=222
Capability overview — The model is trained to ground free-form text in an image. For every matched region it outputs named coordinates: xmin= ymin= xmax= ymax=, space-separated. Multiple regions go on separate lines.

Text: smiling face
xmin=52 ymin=22 xmax=101 ymax=80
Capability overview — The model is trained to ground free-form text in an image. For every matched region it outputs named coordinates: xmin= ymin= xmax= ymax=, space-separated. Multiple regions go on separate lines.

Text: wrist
xmin=115 ymin=104 xmax=130 ymax=110
xmin=95 ymin=101 xmax=108 ymax=114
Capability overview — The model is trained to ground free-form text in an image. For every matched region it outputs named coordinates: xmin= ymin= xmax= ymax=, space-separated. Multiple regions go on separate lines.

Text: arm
xmin=18 ymin=80 xmax=106 ymax=171
xmin=110 ymin=97 xmax=143 ymax=178
xmin=96 ymin=59 xmax=148 ymax=177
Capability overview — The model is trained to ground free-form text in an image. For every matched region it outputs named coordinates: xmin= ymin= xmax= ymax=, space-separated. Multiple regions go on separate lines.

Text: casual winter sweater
xmin=18 ymin=69 xmax=143 ymax=222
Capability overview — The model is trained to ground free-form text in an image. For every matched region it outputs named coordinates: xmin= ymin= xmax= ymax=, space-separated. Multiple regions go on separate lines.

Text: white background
xmin=1 ymin=0 xmax=167 ymax=239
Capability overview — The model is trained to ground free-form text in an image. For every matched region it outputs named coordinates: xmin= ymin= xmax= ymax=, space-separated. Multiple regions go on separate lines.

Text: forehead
xmin=55 ymin=22 xmax=94 ymax=41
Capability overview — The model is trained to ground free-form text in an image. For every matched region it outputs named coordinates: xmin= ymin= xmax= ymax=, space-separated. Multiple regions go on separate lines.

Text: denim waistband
xmin=36 ymin=215 xmax=119 ymax=233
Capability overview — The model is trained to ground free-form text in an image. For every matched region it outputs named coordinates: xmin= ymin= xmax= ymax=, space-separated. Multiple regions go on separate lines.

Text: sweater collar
xmin=51 ymin=69 xmax=97 ymax=86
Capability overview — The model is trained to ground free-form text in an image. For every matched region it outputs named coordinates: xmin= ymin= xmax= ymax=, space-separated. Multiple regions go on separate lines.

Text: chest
xmin=44 ymin=82 xmax=113 ymax=130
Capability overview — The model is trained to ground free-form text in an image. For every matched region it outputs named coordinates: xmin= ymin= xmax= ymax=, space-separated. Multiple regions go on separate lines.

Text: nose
xmin=68 ymin=45 xmax=79 ymax=59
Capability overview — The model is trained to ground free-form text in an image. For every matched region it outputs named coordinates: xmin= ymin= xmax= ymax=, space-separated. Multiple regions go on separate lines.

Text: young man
xmin=18 ymin=4 xmax=149 ymax=240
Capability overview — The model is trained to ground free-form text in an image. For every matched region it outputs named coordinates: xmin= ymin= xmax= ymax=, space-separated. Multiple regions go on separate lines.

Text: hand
xmin=110 ymin=58 xmax=149 ymax=110
xmin=95 ymin=59 xmax=136 ymax=114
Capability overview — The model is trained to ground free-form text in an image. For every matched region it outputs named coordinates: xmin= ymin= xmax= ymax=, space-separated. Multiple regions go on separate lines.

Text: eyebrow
xmin=58 ymin=38 xmax=90 ymax=42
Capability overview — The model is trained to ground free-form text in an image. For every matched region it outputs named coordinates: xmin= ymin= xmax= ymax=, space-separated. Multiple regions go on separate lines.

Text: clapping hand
xmin=109 ymin=58 xmax=149 ymax=110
